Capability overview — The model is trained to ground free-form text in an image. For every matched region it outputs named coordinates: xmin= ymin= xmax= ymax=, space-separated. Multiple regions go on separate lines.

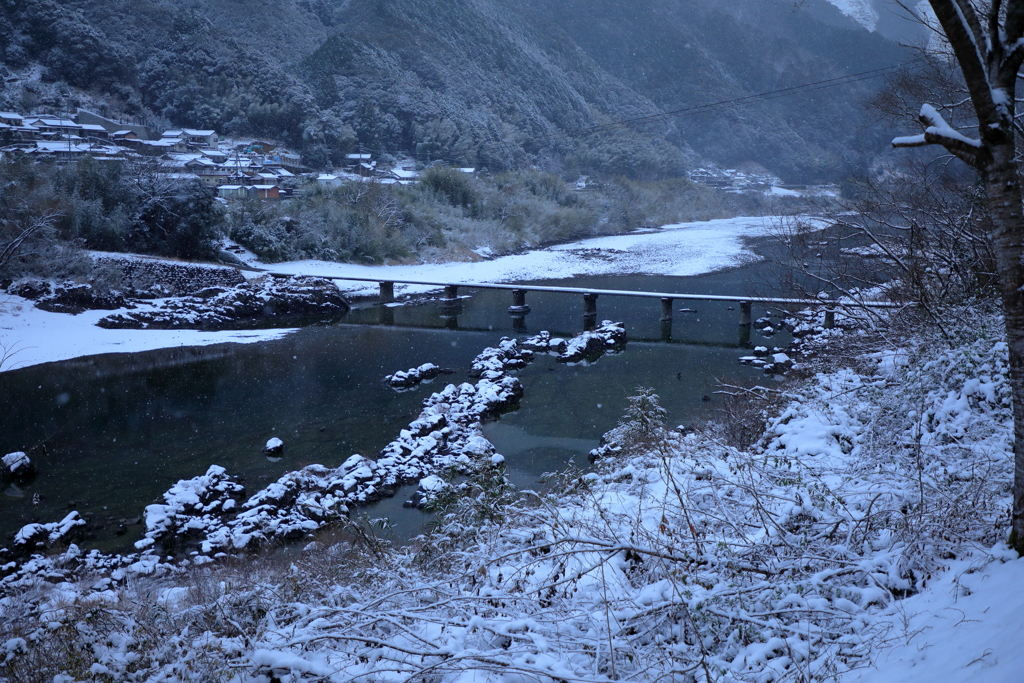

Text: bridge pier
xmin=739 ymin=300 xmax=753 ymax=347
xmin=739 ymin=324 xmax=751 ymax=347
xmin=582 ymin=292 xmax=599 ymax=331
xmin=443 ymin=284 xmax=459 ymax=303
xmin=660 ymin=297 xmax=674 ymax=322
xmin=824 ymin=308 xmax=835 ymax=329
xmin=508 ymin=289 xmax=530 ymax=316
xmin=739 ymin=301 xmax=752 ymax=327
xmin=379 ymin=281 xmax=395 ymax=304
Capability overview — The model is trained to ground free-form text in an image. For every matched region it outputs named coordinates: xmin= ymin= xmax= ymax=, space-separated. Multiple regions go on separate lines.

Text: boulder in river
xmin=9 ymin=511 xmax=86 ymax=557
xmin=264 ymin=437 xmax=284 ymax=459
xmin=385 ymin=362 xmax=442 ymax=389
xmin=557 ymin=321 xmax=627 ymax=364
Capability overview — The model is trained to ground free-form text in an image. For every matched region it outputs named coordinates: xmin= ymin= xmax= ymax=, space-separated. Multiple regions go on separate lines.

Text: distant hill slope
xmin=0 ymin=0 xmax=913 ymax=182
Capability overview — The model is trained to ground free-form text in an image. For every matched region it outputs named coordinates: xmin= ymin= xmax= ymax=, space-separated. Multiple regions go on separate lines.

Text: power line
xmin=350 ymin=58 xmax=927 ymax=165
xmin=477 ymin=57 xmax=928 ymax=152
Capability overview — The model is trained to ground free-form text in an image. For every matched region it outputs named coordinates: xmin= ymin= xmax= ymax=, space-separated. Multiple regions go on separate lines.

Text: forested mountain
xmin=0 ymin=0 xmax=914 ymax=182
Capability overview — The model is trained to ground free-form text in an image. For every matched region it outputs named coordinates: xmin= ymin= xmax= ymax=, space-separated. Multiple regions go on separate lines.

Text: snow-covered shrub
xmin=590 ymin=385 xmax=667 ymax=461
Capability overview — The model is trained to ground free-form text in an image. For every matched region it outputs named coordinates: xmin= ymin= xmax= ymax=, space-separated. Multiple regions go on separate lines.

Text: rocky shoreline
xmin=5 ymin=261 xmax=349 ymax=331
xmin=96 ymin=275 xmax=349 ymax=330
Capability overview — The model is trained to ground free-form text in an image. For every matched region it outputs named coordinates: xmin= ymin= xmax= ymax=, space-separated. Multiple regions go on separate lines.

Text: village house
xmin=251 ymin=185 xmax=280 ymax=199
xmin=345 ymin=153 xmax=372 ymax=165
xmin=184 ymin=129 xmax=218 ymax=148
xmin=0 ymin=112 xmax=24 ymax=127
xmin=23 ymin=117 xmax=82 ymax=137
xmin=385 ymin=167 xmax=420 ymax=183
xmin=120 ymin=137 xmax=187 ymax=155
xmin=79 ymin=124 xmax=109 ymax=140
xmin=24 ymin=140 xmax=124 ymax=162
xmin=202 ymin=149 xmax=229 ymax=164
xmin=183 ymin=157 xmax=234 ymax=187
xmin=276 ymin=152 xmax=305 ymax=172
xmin=317 ymin=174 xmax=343 ymax=188
xmin=217 ymin=185 xmax=249 ymax=199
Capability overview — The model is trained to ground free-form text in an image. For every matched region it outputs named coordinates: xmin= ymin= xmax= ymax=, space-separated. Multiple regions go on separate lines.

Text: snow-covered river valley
xmin=1 ymin=223 xmax=796 ymax=550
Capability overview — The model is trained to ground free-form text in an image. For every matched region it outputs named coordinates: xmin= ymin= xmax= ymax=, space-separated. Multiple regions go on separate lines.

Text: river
xmin=0 ymin=238 xmax=796 ymax=550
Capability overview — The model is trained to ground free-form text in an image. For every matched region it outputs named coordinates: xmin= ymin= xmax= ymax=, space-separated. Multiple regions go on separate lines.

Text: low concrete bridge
xmin=268 ymin=271 xmax=905 ymax=339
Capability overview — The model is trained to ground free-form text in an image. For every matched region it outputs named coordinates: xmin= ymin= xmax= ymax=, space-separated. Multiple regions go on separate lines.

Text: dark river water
xmin=0 ymin=246 xmax=795 ymax=550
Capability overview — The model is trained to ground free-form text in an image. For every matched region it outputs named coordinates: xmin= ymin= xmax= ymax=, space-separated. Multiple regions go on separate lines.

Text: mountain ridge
xmin=0 ymin=0 xmax=915 ymax=182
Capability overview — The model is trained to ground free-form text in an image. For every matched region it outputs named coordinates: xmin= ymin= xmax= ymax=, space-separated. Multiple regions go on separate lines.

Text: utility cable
xmin=350 ymin=57 xmax=929 ymax=164
xmin=477 ymin=57 xmax=929 ymax=151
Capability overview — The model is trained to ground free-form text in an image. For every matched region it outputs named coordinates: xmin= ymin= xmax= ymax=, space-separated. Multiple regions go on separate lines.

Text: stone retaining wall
xmin=93 ymin=255 xmax=246 ymax=296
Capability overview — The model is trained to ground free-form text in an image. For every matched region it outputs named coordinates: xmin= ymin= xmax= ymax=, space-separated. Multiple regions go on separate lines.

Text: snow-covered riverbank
xmin=0 ymin=298 xmax=296 ymax=372
xmin=257 ymin=216 xmax=779 ymax=295
xmin=1 ymin=216 xmax=777 ymax=372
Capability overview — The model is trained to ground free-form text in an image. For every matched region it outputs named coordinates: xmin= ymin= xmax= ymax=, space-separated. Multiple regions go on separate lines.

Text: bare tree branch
xmin=0 ymin=212 xmax=59 ymax=270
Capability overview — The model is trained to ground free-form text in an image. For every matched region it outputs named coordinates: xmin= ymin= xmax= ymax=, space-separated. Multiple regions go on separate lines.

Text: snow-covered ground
xmin=0 ymin=298 xmax=293 ymax=372
xmin=844 ymin=550 xmax=1024 ymax=683
xmin=249 ymin=216 xmax=779 ymax=296
xmin=1 ymin=216 xmax=777 ymax=372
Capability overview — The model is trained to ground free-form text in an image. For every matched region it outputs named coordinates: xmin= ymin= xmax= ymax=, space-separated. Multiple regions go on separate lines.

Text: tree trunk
xmin=895 ymin=0 xmax=1024 ymax=554
xmin=982 ymin=144 xmax=1024 ymax=553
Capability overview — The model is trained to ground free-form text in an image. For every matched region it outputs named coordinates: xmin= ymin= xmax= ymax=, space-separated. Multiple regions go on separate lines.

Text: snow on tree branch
xmin=892 ymin=103 xmax=983 ymax=166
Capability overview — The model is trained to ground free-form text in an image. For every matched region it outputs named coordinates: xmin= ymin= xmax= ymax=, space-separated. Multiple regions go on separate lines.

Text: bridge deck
xmin=267 ymin=271 xmax=903 ymax=309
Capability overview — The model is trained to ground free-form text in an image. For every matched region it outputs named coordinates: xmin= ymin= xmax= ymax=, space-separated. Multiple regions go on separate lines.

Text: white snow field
xmin=252 ymin=215 xmax=779 ymax=294
xmin=0 ymin=297 xmax=294 ymax=371
xmin=843 ymin=550 xmax=1024 ymax=683
xmin=1 ymin=216 xmax=777 ymax=371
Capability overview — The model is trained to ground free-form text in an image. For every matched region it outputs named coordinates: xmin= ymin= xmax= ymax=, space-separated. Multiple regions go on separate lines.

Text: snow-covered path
xmin=1 ymin=216 xmax=777 ymax=372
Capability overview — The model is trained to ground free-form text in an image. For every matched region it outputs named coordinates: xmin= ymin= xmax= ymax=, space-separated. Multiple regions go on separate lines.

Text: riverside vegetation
xmin=0 ymin=156 xmax=805 ymax=288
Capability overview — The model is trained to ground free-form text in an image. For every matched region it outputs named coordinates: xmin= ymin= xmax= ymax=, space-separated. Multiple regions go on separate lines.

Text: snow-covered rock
xmin=2 ymin=451 xmax=34 ymax=481
xmin=11 ymin=512 xmax=86 ymax=555
xmin=385 ymin=362 xmax=443 ymax=388
xmin=529 ymin=322 xmax=630 ymax=364
xmin=469 ymin=338 xmax=531 ymax=378
xmin=264 ymin=437 xmax=284 ymax=458
xmin=97 ymin=275 xmax=349 ymax=330
xmin=521 ymin=330 xmax=568 ymax=354
xmin=555 ymin=321 xmax=627 ymax=364
xmin=139 ymin=465 xmax=247 ymax=552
